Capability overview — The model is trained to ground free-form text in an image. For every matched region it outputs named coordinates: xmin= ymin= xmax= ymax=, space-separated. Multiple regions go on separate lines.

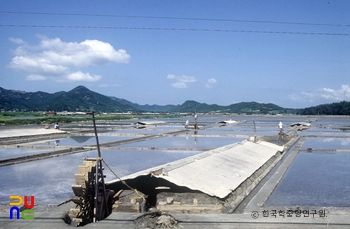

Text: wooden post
xmin=87 ymin=111 xmax=109 ymax=222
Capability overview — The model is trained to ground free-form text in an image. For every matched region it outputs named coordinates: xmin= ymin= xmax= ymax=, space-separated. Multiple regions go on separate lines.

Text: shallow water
xmin=302 ymin=138 xmax=350 ymax=150
xmin=0 ymin=148 xmax=49 ymax=159
xmin=1 ymin=115 xmax=350 ymax=208
xmin=265 ymin=152 xmax=350 ymax=207
xmin=0 ymin=149 xmax=201 ymax=204
xmin=25 ymin=135 xmax=134 ymax=147
xmin=264 ymin=117 xmax=350 ymax=207
xmin=119 ymin=136 xmax=244 ymax=149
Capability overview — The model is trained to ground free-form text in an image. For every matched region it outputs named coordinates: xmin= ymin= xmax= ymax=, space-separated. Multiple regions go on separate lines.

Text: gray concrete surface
xmin=1 ymin=207 xmax=350 ymax=229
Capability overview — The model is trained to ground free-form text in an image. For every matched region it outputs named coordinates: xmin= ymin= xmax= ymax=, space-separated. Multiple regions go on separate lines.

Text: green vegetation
xmin=0 ymin=86 xmax=136 ymax=113
xmin=0 ymin=112 xmax=84 ymax=125
xmin=1 ymin=85 xmax=349 ymax=117
xmin=170 ymin=100 xmax=298 ymax=115
xmin=300 ymin=101 xmax=350 ymax=115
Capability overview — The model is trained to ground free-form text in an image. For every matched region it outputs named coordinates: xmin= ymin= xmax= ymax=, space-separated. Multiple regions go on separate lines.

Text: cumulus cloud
xmin=318 ymin=85 xmax=350 ymax=100
xmin=167 ymin=74 xmax=196 ymax=88
xmin=289 ymin=84 xmax=350 ymax=103
xmin=8 ymin=36 xmax=130 ymax=82
xmin=205 ymin=78 xmax=217 ymax=88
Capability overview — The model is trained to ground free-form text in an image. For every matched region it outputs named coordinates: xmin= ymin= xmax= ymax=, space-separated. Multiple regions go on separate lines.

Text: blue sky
xmin=1 ymin=0 xmax=349 ymax=108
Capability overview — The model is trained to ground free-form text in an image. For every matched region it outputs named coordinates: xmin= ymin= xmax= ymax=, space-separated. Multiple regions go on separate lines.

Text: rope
xmin=102 ymin=158 xmax=146 ymax=201
xmin=57 ymin=199 xmax=72 ymax=207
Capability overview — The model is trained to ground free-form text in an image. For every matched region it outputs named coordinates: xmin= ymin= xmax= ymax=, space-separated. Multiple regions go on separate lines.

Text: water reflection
xmin=265 ymin=152 xmax=350 ymax=207
xmin=1 ymin=115 xmax=350 ymax=208
xmin=70 ymin=135 xmax=94 ymax=143
xmin=303 ymin=138 xmax=350 ymax=149
xmin=119 ymin=136 xmax=244 ymax=149
xmin=0 ymin=148 xmax=48 ymax=159
xmin=0 ymin=149 xmax=201 ymax=205
xmin=27 ymin=135 xmax=133 ymax=147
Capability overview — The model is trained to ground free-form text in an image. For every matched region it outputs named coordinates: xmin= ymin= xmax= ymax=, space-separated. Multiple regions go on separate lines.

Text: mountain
xmin=1 ymin=86 xmax=348 ymax=115
xmin=0 ymin=86 xmax=136 ymax=112
xmin=169 ymin=100 xmax=296 ymax=114
xmin=300 ymin=101 xmax=350 ymax=115
xmin=0 ymin=88 xmax=54 ymax=111
xmin=227 ymin=102 xmax=296 ymax=114
xmin=110 ymin=97 xmax=177 ymax=112
xmin=169 ymin=100 xmax=222 ymax=113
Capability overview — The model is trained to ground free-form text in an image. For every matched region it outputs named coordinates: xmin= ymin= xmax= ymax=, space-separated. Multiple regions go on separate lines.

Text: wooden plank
xmin=72 ymin=185 xmax=84 ymax=196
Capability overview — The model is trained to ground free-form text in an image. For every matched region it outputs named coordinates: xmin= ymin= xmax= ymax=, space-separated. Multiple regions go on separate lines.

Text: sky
xmin=0 ymin=0 xmax=349 ymax=108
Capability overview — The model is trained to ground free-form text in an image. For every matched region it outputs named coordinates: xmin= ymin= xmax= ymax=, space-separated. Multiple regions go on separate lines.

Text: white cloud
xmin=208 ymin=78 xmax=217 ymax=84
xmin=167 ymin=74 xmax=176 ymax=79
xmin=205 ymin=78 xmax=217 ymax=88
xmin=289 ymin=84 xmax=350 ymax=103
xmin=9 ymin=37 xmax=26 ymax=45
xmin=10 ymin=56 xmax=69 ymax=75
xmin=8 ymin=36 xmax=130 ymax=82
xmin=26 ymin=74 xmax=46 ymax=81
xmin=65 ymin=71 xmax=101 ymax=82
xmin=319 ymin=85 xmax=350 ymax=100
xmin=167 ymin=74 xmax=196 ymax=88
xmin=98 ymin=84 xmax=121 ymax=88
xmin=172 ymin=82 xmax=187 ymax=88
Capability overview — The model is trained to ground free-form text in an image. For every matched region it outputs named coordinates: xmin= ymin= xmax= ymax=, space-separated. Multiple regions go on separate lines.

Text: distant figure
xmin=185 ymin=120 xmax=189 ymax=128
xmin=194 ymin=113 xmax=198 ymax=130
xmin=55 ymin=140 xmax=60 ymax=146
xmin=54 ymin=123 xmax=60 ymax=130
xmin=278 ymin=121 xmax=283 ymax=132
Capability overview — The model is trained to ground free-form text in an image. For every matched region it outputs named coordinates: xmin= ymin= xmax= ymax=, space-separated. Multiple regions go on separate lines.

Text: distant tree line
xmin=300 ymin=101 xmax=350 ymax=115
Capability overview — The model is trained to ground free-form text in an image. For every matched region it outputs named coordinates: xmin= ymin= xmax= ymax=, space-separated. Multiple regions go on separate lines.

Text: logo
xmin=9 ymin=195 xmax=35 ymax=220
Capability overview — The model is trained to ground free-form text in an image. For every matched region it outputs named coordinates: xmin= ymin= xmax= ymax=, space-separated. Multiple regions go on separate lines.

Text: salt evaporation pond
xmin=0 ymin=149 xmax=201 ymax=205
xmin=119 ymin=136 xmax=244 ymax=149
xmin=0 ymin=148 xmax=49 ymax=160
xmin=1 ymin=115 xmax=350 ymax=209
xmin=265 ymin=117 xmax=350 ymax=207
xmin=26 ymin=135 xmax=134 ymax=147
xmin=302 ymin=138 xmax=350 ymax=150
xmin=265 ymin=151 xmax=350 ymax=207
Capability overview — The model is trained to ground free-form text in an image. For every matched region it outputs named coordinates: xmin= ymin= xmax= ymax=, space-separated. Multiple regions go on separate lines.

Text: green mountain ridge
xmin=169 ymin=100 xmax=296 ymax=114
xmin=0 ymin=86 xmax=135 ymax=112
xmin=0 ymin=86 xmax=349 ymax=115
xmin=109 ymin=97 xmax=177 ymax=112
